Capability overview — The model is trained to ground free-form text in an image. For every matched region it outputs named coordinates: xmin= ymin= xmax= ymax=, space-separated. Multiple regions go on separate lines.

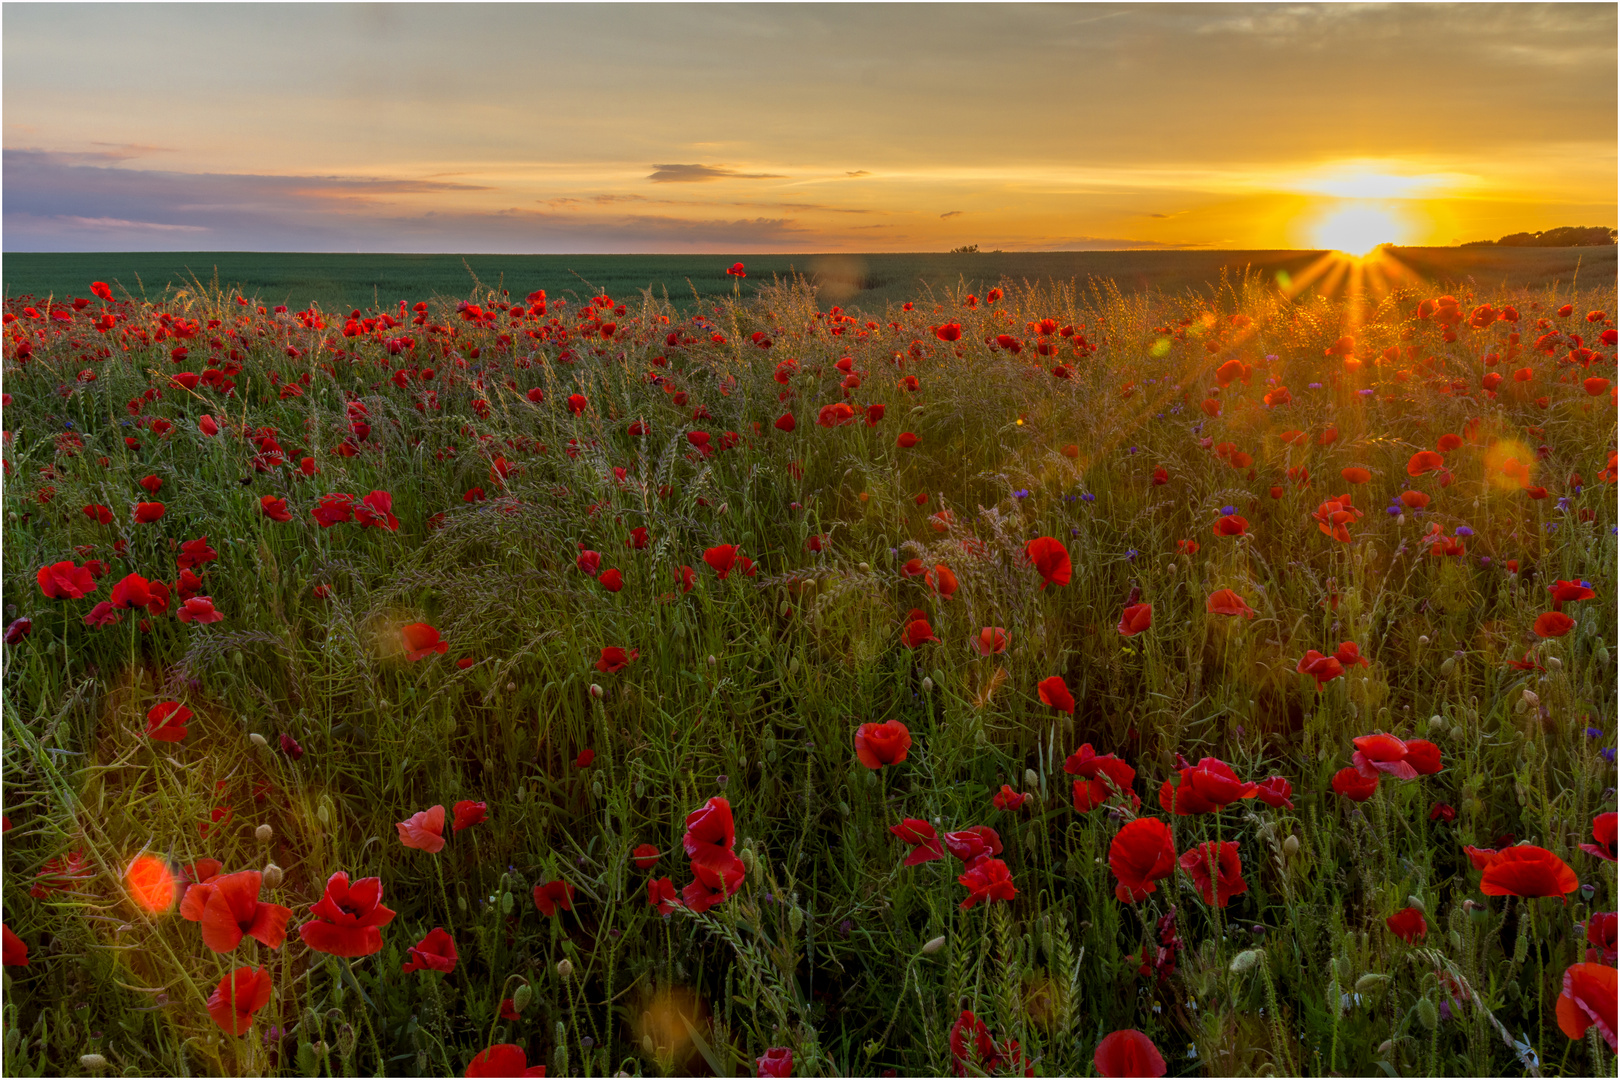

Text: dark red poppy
xmin=901 ymin=618 xmax=937 ymax=648
xmin=1038 ymin=675 xmax=1075 ymax=715
xmin=452 ymin=801 xmax=487 ymax=832
xmin=1094 ymin=1029 xmax=1166 ymax=1078
xmin=599 ymin=568 xmax=623 ymax=592
xmin=704 ymin=544 xmax=738 ymax=579
xmin=532 ymin=880 xmax=576 ymax=917
xmin=957 ymin=857 xmax=1017 ymax=910
xmin=897 ymin=432 xmax=919 ymax=449
xmin=37 ymin=561 xmax=97 ymax=599
xmin=595 ymin=646 xmax=638 ymax=673
xmin=199 ymin=870 xmax=292 ymax=953
xmin=891 ymin=818 xmax=944 ymax=865
xmin=146 ymin=701 xmax=192 ymax=742
xmin=1296 ymin=650 xmax=1345 ymax=690
xmin=1579 ymin=813 xmax=1617 ymax=862
xmin=260 ymin=496 xmax=292 ymax=522
xmin=1025 ymin=537 xmax=1072 ymax=589
xmin=757 ymin=1047 xmax=793 ymax=1078
xmin=299 ymin=872 xmax=396 ymax=957
xmin=1535 ymin=611 xmax=1576 ymax=638
xmin=567 ymin=393 xmax=588 ymax=415
xmin=1254 ymin=776 xmax=1294 ymax=809
xmin=279 ymin=733 xmax=304 ymax=760
xmin=1480 ymin=845 xmax=1578 ymax=898
xmin=465 ymin=1044 xmax=547 ymax=1077
xmin=575 ymin=749 xmax=595 ymax=768
xmin=675 ymin=565 xmax=697 ymax=593
xmin=943 ymin=826 xmax=1003 ymax=866
xmin=207 ymin=966 xmax=272 ymax=1036
xmin=1586 ymin=912 xmax=1617 ymax=964
xmin=949 ymin=1010 xmax=997 ymax=1077
xmin=632 ymin=844 xmax=660 ymax=870
xmin=647 ymin=877 xmax=680 ymax=915
xmin=401 ymin=623 xmax=447 ymax=661
xmin=1179 ymin=840 xmax=1247 ymax=907
xmin=993 ymin=785 xmax=1027 ymax=811
xmin=1118 ymin=603 xmax=1153 ymax=636
xmin=935 ymin=323 xmax=963 ymax=342
xmin=1332 ymin=767 xmax=1378 ymax=801
xmin=83 ymin=503 xmax=113 ymax=524
xmin=1109 ymin=817 xmax=1177 ymax=902
xmin=402 ymin=927 xmax=457 ymax=973
xmin=855 ymin=720 xmax=912 ymax=769
xmin=2 ymin=925 xmax=27 ymax=967
xmin=134 ymin=501 xmax=166 ymax=524
xmin=1385 ymin=906 xmax=1427 ymax=943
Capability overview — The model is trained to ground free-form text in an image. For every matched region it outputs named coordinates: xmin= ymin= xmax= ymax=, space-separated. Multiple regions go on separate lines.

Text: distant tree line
xmin=1461 ymin=225 xmax=1617 ymax=248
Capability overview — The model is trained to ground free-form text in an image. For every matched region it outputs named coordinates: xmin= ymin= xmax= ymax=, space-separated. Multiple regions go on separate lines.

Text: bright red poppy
xmin=37 ymin=561 xmax=97 ymax=599
xmin=1334 ymin=641 xmax=1370 ymax=668
xmin=452 ymin=801 xmax=487 ymax=832
xmin=402 ymin=927 xmax=457 ymax=973
xmin=704 ymin=544 xmax=738 ymax=579
xmin=532 ymin=880 xmax=576 ymax=917
xmin=647 ymin=877 xmax=680 ymax=915
xmin=177 ymin=597 xmax=224 ymax=624
xmin=1159 ymin=757 xmax=1257 ymax=815
xmin=260 ymin=496 xmax=292 ymax=522
xmin=567 ymin=393 xmax=588 ymax=415
xmin=817 ymin=402 xmax=855 ymax=427
xmin=957 ymin=857 xmax=1017 ymax=910
xmin=198 ymin=870 xmax=291 ymax=953
xmin=855 ymin=720 xmax=912 ymax=769
xmin=1579 ymin=813 xmax=1617 ymax=862
xmin=206 ymin=966 xmax=273 ymax=1036
xmin=146 ymin=701 xmax=192 ymax=742
xmin=1094 ymin=1030 xmax=1166 ymax=1078
xmin=926 ymin=564 xmax=957 ymax=597
xmin=1179 ymin=840 xmax=1247 ymax=907
xmin=1109 ymin=817 xmax=1177 ymax=902
xmin=1296 ymin=650 xmax=1345 ymax=690
xmin=1065 ymin=745 xmax=1139 ymax=812
xmin=1037 ymin=675 xmax=1075 ymax=715
xmin=1206 ymin=589 xmax=1254 ymax=618
xmin=1254 ymin=775 xmax=1293 ymax=809
xmin=599 ymin=568 xmax=623 ymax=592
xmin=355 ymin=490 xmax=398 ymax=531
xmin=632 ymin=844 xmax=661 ymax=870
xmin=595 ymin=647 xmax=638 ymax=673
xmin=1212 ymin=514 xmax=1249 ymax=537
xmin=401 ymin=623 xmax=448 ymax=661
xmin=1025 ymin=537 xmax=1072 ymax=589
xmin=1534 ymin=611 xmax=1576 ymax=638
xmin=902 ymin=618 xmax=938 ymax=648
xmin=1117 ymin=603 xmax=1152 ymax=637
xmin=134 ymin=501 xmax=166 ymax=523
xmin=299 ymin=874 xmax=396 ymax=958
xmin=757 ymin=1047 xmax=793 ymax=1078
xmin=1332 ymin=767 xmax=1379 ymax=801
xmin=1556 ymin=963 xmax=1618 ymax=1051
xmin=1480 ymin=846 xmax=1578 ymax=898
xmin=891 ymin=818 xmax=944 ymax=865
xmin=970 ymin=627 xmax=1008 ymax=655
xmin=1549 ymin=579 xmax=1598 ymax=606
xmin=993 ymin=785 xmax=1028 ymax=811
xmin=465 ymin=1044 xmax=547 ymax=1077
xmin=943 ymin=826 xmax=1003 ymax=866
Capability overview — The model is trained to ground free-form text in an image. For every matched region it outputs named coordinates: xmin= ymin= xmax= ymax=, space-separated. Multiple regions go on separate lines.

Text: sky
xmin=3 ymin=2 xmax=1616 ymax=253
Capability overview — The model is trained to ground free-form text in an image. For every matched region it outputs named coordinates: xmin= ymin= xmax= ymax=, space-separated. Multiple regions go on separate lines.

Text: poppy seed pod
xmin=1283 ymin=835 xmax=1300 ymax=857
xmin=513 ymin=984 xmax=532 ymax=1013
xmin=921 ymin=935 xmax=947 ymax=954
xmin=922 ymin=676 xmax=934 ymax=693
xmin=263 ymin=863 xmax=283 ymax=888
xmin=1356 ymin=973 xmax=1390 ymax=994
xmin=1229 ymin=948 xmax=1261 ymax=973
xmin=557 ymin=958 xmax=574 ymax=980
xmin=1025 ymin=768 xmax=1040 ymax=791
xmin=255 ymin=824 xmax=273 ymax=843
xmin=249 ymin=733 xmax=268 ymax=749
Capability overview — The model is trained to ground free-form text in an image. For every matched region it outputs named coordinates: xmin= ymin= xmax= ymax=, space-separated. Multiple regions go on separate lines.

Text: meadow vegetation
xmin=1 ymin=260 xmax=1616 ymax=1077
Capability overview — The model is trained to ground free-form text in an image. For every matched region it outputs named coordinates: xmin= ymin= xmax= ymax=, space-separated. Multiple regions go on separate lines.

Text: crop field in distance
xmin=0 ymin=253 xmax=1616 ymax=1078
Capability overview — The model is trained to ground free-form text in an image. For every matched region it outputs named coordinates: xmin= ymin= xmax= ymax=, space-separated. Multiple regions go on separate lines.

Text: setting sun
xmin=1311 ymin=202 xmax=1406 ymax=255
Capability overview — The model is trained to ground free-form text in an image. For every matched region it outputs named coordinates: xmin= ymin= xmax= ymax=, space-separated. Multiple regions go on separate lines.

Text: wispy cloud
xmin=940 ymin=210 xmax=964 ymax=219
xmin=646 ymin=163 xmax=787 ymax=184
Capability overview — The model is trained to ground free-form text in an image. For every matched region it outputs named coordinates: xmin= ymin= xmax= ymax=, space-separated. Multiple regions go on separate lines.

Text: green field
xmin=4 ymin=246 xmax=1613 ymax=315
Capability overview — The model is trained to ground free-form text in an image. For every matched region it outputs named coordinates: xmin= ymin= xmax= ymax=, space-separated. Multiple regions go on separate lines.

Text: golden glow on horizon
xmin=1311 ymin=202 xmax=1407 ymax=255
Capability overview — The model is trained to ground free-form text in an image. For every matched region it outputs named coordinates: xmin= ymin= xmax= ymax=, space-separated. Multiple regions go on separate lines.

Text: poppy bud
xmin=788 ymin=903 xmax=804 ymax=934
xmin=1522 ymin=688 xmax=1539 ymax=707
xmin=1229 ymin=948 xmax=1261 ymax=974
xmin=921 ymin=935 xmax=947 ymax=955
xmin=921 ymin=676 xmax=934 ymax=693
xmin=974 ymin=729 xmax=987 ymax=746
xmin=80 ymin=1055 xmax=107 ymax=1071
xmin=1417 ymin=635 xmax=1429 ymax=646
xmin=249 ymin=732 xmax=268 ymax=749
xmin=506 ymin=681 xmax=517 ymax=693
xmin=1428 ymin=715 xmax=1445 ymax=732
xmin=297 ymin=1043 xmax=318 ymax=1074
xmin=1450 ymin=726 xmax=1464 ymax=741
xmin=592 ymin=781 xmax=603 ymax=798
xmin=739 ymin=847 xmax=757 ymax=874
xmin=458 ymin=895 xmax=467 ymax=912
xmin=717 ymin=503 xmax=727 ymax=515
xmin=557 ymin=958 xmax=574 ymax=980
xmin=642 ymin=1036 xmax=656 ymax=1056
xmin=1356 ymin=973 xmax=1390 ymax=994
xmin=788 ymin=655 xmax=799 ymax=674
xmin=501 ymin=891 xmax=514 ymax=915
xmin=1378 ymin=1040 xmax=1394 ymax=1057
xmin=1546 ymin=656 xmax=1561 ymax=670
xmin=1024 ymin=768 xmax=1040 ymax=791
xmin=1439 ymin=657 xmax=1456 ymax=677
xmin=633 ymin=780 xmax=644 ymax=798
xmin=707 ymin=654 xmax=716 ymax=667
xmin=1415 ymin=996 xmax=1438 ymax=1031
xmin=513 ymin=984 xmax=532 ymax=1013
xmin=263 ymin=863 xmax=283 ymax=888
xmin=316 ymin=802 xmax=330 ymax=825
xmin=590 ymin=684 xmax=603 ymax=699
xmin=858 ymin=562 xmax=870 ymax=574
xmin=256 ymin=824 xmax=273 ymax=843
xmin=1283 ymin=835 xmax=1300 ymax=857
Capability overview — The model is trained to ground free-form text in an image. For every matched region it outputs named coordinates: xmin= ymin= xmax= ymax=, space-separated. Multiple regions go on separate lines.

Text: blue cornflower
xmin=1125 ymin=549 xmax=1138 ymax=561
xmin=1221 ymin=505 xmax=1236 ymax=516
xmin=1265 ymin=354 xmax=1278 ymax=362
xmin=1557 ymin=497 xmax=1571 ymax=512
xmin=1386 ymin=506 xmax=1402 ymax=516
xmin=1013 ymin=489 xmax=1030 ymax=499
xmin=1585 ymin=727 xmax=1603 ymax=739
xmin=1480 ymin=556 xmax=1492 ymax=566
xmin=1308 ymin=382 xmax=1322 ymax=389
xmin=1128 ymin=446 xmax=1138 ymax=454
xmin=1604 ymin=747 xmax=1616 ymax=765
xmin=1082 ymin=492 xmax=1095 ymax=502
xmin=1455 ymin=526 xmax=1474 ymax=537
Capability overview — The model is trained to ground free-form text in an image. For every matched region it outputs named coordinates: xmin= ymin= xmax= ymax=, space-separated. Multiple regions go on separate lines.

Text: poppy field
xmin=1 ymin=264 xmax=1617 ymax=1077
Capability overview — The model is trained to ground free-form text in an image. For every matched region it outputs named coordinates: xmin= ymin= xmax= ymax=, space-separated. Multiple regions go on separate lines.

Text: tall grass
xmin=1 ymin=264 xmax=1615 ymax=1077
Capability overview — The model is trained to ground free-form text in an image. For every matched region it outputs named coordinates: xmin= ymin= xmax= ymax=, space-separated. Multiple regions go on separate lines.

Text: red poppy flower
xmin=110 ymin=573 xmax=151 ymax=610
xmin=957 ymin=857 xmax=1017 ymax=910
xmin=935 ymin=323 xmax=962 ymax=342
xmin=891 ymin=818 xmax=944 ymax=865
xmin=1212 ymin=514 xmax=1249 ymax=537
xmin=1407 ymin=450 xmax=1445 ymax=476
xmin=532 ymin=880 xmax=576 ymax=917
xmin=943 ymin=826 xmax=1003 ymax=866
xmin=1430 ymin=802 xmax=1456 ymax=822
xmin=902 ymin=618 xmax=937 ymax=648
xmin=817 ymin=402 xmax=855 ymax=427
xmin=1534 ymin=611 xmax=1576 ymax=638
xmin=993 ymin=785 xmax=1027 ymax=811
xmin=684 ymin=795 xmax=736 ymax=854
xmin=675 ymin=565 xmax=697 ymax=593
xmin=1065 ymin=745 xmax=1139 ymax=812
xmin=1296 ymin=650 xmax=1345 ymax=690
xmin=574 ymin=748 xmax=595 ymax=768
xmin=774 ymin=412 xmax=796 ymax=432
xmin=1094 ymin=1030 xmax=1166 ymax=1078
xmin=1151 ymin=466 xmax=1169 ymax=485
xmin=1385 ymin=906 xmax=1427 ymax=943
xmin=1399 ymin=490 xmax=1431 ymax=509
xmin=1587 ymin=913 xmax=1617 ymax=964
xmin=855 ymin=720 xmax=912 ymax=769
xmin=279 ymin=733 xmax=304 ymax=760
xmin=401 ymin=623 xmax=448 ymax=661
xmin=1109 ymin=818 xmax=1177 ymax=903
xmin=134 ymin=501 xmax=165 ymax=523
xmin=704 ymin=544 xmax=738 ymax=579
xmin=595 ymin=568 xmax=622 ymax=592
xmin=1340 ymin=467 xmax=1372 ymax=485
xmin=198 ymin=870 xmax=291 ymax=953
xmin=1254 ymin=776 xmax=1293 ymax=809
xmin=1025 ymin=536 xmax=1072 ymax=589
xmin=260 ymin=496 xmax=292 ymax=522
xmin=596 ymin=646 xmax=638 ymax=673
xmin=1579 ymin=813 xmax=1617 ymax=862
xmin=1038 ymin=675 xmax=1075 ymax=715
xmin=353 ymin=491 xmax=398 ymax=531
xmin=1480 ymin=845 xmax=1578 ymax=898
xmin=1179 ymin=840 xmax=1247 ymax=907
xmin=757 ymin=1047 xmax=793 ymax=1078
xmin=206 ymin=966 xmax=273 ymax=1036
xmin=37 ymin=561 xmax=97 ymax=599
xmin=1160 ymin=757 xmax=1258 ymax=815
xmin=83 ymin=503 xmax=114 ymax=525
xmin=1328 ymin=762 xmax=1380 ymax=798
xmin=1334 ymin=641 xmax=1370 ymax=668
xmin=177 ymin=597 xmax=223 ymax=624
xmin=1556 ymin=962 xmax=1617 ymax=1050
xmin=1549 ymin=579 xmax=1598 ymax=606
xmin=1351 ymin=733 xmax=1417 ymax=779
xmin=452 ymin=801 xmax=487 ymax=832
xmin=1206 ymin=589 xmax=1254 ymax=618
xmin=401 ymin=927 xmax=457 ymax=974
xmin=949 ymin=1010 xmax=998 ymax=1077
xmin=2 ymin=925 xmax=27 ymax=968
xmin=970 ymin=627 xmax=1008 ymax=655
xmin=397 ymin=805 xmax=446 ymax=853
xmin=567 ymin=393 xmax=588 ymax=415
xmin=924 ymin=564 xmax=958 ymax=598
xmin=465 ymin=1044 xmax=548 ymax=1077
xmin=1118 ymin=603 xmax=1152 ymax=637
xmin=632 ymin=844 xmax=660 ymax=870
xmin=146 ymin=701 xmax=192 ymax=742
xmin=647 ymin=877 xmax=680 ymax=915
xmin=83 ymin=601 xmax=121 ymax=629
xmin=1403 ymin=739 xmax=1443 ymax=776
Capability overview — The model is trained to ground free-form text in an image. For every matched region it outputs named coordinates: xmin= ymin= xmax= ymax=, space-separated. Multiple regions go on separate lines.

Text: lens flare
xmin=125 ymin=854 xmax=177 ymax=913
xmin=1313 ymin=203 xmax=1403 ymax=256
